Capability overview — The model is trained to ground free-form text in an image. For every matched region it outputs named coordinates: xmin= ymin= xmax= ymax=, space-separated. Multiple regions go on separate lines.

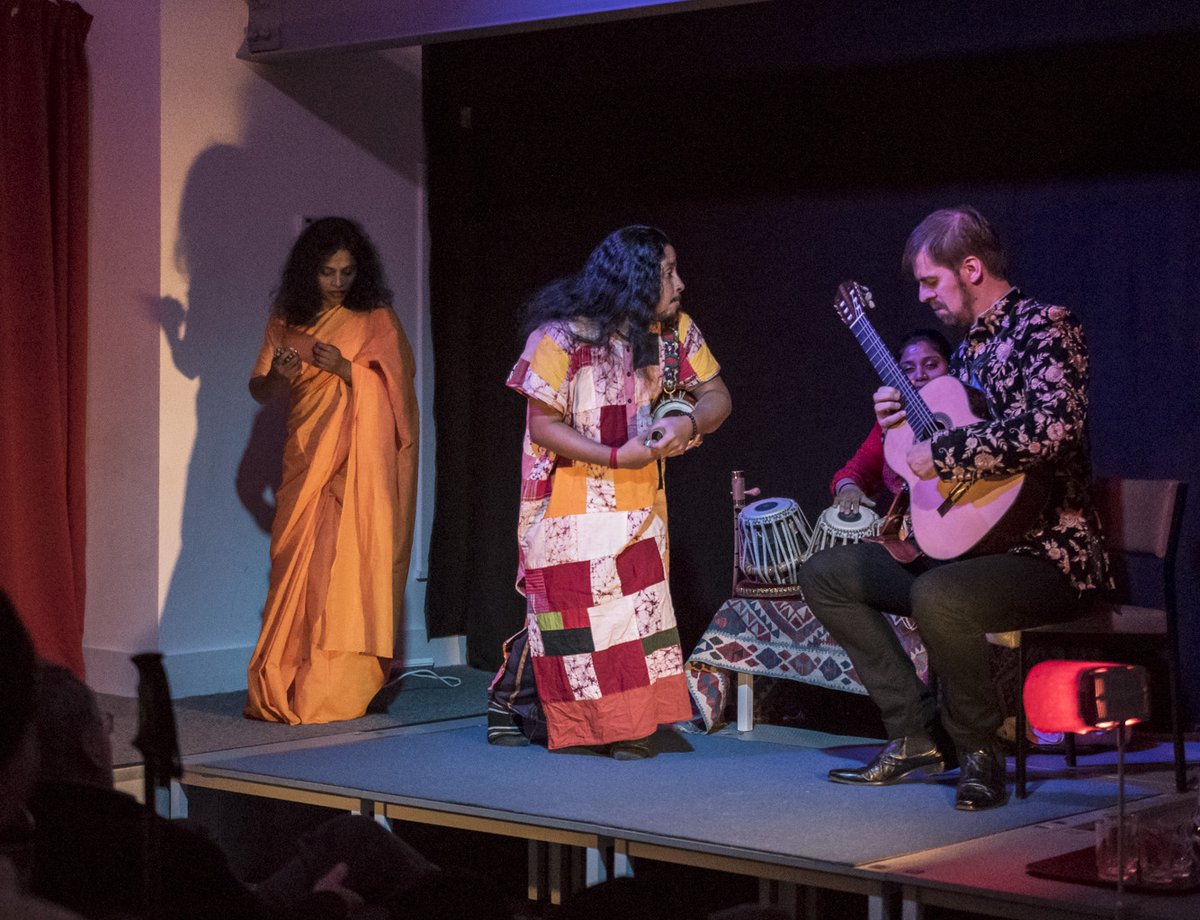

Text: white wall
xmin=84 ymin=0 xmax=456 ymax=697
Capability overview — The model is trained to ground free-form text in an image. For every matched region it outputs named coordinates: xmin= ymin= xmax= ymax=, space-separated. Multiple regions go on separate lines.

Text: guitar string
xmin=851 ymin=317 xmax=936 ymax=438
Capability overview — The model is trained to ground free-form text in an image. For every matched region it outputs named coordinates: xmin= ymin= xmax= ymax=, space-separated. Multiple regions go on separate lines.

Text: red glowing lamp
xmin=1023 ymin=661 xmax=1150 ymax=734
xmin=1023 ymin=661 xmax=1149 ymax=900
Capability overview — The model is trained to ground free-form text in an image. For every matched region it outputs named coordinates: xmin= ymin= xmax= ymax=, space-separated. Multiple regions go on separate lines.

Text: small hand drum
xmin=804 ymin=505 xmax=882 ymax=559
xmin=650 ymin=393 xmax=695 ymax=425
xmin=645 ymin=394 xmax=696 ymax=446
xmin=737 ymin=497 xmax=811 ymax=585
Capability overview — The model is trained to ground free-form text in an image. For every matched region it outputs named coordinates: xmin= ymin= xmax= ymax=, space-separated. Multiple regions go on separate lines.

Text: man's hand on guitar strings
xmin=873 ymin=385 xmax=907 ymax=430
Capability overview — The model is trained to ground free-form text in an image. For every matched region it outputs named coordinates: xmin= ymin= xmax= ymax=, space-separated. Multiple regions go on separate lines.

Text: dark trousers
xmin=797 ymin=542 xmax=1082 ymax=753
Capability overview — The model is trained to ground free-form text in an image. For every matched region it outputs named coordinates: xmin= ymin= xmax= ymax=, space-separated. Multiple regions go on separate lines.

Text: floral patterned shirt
xmin=930 ymin=289 xmax=1109 ymax=593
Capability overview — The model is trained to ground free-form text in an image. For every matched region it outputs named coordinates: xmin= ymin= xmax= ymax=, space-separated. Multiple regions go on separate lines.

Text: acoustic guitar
xmin=834 ymin=281 xmax=1037 ymax=559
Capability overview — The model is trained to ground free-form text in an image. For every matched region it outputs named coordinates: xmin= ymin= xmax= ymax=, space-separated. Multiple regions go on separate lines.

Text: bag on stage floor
xmin=487 ymin=628 xmax=547 ymax=746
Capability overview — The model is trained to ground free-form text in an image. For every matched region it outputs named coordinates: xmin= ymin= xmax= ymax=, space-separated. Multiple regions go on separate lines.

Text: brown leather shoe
xmin=828 ymin=736 xmax=948 ymax=786
xmin=954 ymin=746 xmax=1009 ymax=811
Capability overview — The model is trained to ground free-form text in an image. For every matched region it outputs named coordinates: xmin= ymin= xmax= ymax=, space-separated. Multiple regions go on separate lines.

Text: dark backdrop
xmin=421 ymin=0 xmax=1200 ymax=723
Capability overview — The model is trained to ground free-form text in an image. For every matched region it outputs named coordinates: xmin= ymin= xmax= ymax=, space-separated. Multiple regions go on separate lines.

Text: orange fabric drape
xmin=0 ymin=1 xmax=92 ymax=676
xmin=245 ymin=306 xmax=419 ymax=724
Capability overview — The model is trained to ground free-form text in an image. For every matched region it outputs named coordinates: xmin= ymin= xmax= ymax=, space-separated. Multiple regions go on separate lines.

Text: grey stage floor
xmin=187 ymin=719 xmax=1174 ymax=866
xmin=182 ymin=719 xmax=1200 ymax=919
xmin=98 ymin=665 xmax=493 ymax=767
xmin=103 ymin=663 xmax=1200 ymax=919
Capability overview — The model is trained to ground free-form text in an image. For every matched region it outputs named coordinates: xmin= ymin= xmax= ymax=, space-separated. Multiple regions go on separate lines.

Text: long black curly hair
xmin=522 ymin=225 xmax=671 ymax=368
xmin=272 ymin=217 xmax=391 ymax=326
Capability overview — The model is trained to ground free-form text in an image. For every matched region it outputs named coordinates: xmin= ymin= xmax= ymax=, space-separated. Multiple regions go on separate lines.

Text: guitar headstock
xmin=835 ymin=281 xmax=875 ymax=327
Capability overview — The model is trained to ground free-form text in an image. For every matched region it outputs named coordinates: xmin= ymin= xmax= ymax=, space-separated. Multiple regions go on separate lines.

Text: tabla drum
xmin=804 ymin=505 xmax=882 ymax=559
xmin=650 ymin=393 xmax=695 ymax=424
xmin=645 ymin=394 xmax=696 ymax=445
xmin=737 ymin=497 xmax=811 ymax=585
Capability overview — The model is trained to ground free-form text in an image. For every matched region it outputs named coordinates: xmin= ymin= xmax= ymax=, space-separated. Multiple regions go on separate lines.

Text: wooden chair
xmin=1013 ymin=478 xmax=1189 ymax=798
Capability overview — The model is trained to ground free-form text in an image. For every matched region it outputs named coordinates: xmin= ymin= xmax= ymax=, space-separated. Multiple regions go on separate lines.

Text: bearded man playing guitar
xmin=798 ymin=206 xmax=1109 ymax=810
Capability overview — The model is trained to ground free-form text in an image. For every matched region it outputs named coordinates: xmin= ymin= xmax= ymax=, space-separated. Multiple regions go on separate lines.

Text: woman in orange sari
xmin=245 ymin=218 xmax=419 ymax=724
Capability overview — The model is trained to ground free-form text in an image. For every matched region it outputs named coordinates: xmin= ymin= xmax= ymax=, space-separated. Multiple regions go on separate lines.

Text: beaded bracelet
xmin=687 ymin=413 xmax=699 ymax=443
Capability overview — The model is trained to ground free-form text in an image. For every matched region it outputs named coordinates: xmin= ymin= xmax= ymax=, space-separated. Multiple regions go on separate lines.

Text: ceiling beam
xmin=240 ymin=0 xmax=769 ymax=61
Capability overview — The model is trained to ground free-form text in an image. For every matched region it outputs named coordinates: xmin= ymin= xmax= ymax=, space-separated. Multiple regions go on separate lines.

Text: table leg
xmin=737 ymin=672 xmax=754 ymax=732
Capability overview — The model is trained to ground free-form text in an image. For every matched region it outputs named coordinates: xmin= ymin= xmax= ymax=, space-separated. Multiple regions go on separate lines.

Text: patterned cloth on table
xmin=507 ymin=312 xmax=720 ymax=750
xmin=686 ymin=596 xmax=928 ymax=732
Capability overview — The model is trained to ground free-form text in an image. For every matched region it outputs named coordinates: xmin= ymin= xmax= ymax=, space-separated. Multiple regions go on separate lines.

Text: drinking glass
xmin=1095 ymin=813 xmax=1139 ymax=882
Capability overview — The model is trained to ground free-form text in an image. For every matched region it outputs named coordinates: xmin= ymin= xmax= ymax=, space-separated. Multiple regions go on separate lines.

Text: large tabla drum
xmin=804 ymin=505 xmax=882 ymax=559
xmin=737 ymin=497 xmax=811 ymax=585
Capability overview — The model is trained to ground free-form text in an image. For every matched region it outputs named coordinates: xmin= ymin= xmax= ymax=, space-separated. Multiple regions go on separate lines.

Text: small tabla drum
xmin=650 ymin=393 xmax=695 ymax=424
xmin=645 ymin=393 xmax=696 ymax=446
xmin=804 ymin=506 xmax=882 ymax=559
xmin=737 ymin=497 xmax=812 ymax=585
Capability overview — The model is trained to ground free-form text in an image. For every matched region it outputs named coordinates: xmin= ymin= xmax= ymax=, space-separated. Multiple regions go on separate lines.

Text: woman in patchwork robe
xmin=504 ymin=226 xmax=731 ymax=758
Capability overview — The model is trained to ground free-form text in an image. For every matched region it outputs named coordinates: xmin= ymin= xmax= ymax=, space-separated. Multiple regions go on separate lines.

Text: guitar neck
xmin=847 ymin=315 xmax=939 ymax=440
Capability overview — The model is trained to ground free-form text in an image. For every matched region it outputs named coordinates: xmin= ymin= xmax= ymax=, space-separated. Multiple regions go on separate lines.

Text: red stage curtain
xmin=0 ymin=0 xmax=92 ymax=675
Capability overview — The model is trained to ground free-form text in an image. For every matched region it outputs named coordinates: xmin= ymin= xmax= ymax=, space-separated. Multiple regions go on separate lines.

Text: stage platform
xmin=173 ymin=715 xmax=1200 ymax=920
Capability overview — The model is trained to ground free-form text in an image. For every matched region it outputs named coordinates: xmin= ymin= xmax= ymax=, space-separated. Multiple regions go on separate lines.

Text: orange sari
xmin=245 ymin=305 xmax=419 ymax=724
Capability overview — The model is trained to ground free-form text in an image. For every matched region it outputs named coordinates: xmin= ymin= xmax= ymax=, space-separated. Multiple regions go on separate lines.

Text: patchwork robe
xmin=507 ymin=313 xmax=719 ymax=749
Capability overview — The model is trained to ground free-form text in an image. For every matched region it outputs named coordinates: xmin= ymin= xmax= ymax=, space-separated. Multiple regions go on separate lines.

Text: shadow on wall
xmin=155 ymin=142 xmax=288 ymax=688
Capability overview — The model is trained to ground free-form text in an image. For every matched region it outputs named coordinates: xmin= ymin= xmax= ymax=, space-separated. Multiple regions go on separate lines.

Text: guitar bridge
xmin=937 ymin=481 xmax=972 ymax=517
